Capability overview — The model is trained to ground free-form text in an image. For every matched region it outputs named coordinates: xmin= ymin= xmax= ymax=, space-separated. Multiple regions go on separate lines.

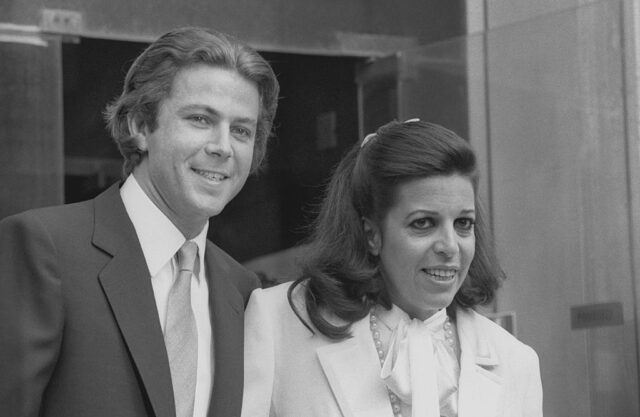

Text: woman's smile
xmin=422 ymin=268 xmax=458 ymax=282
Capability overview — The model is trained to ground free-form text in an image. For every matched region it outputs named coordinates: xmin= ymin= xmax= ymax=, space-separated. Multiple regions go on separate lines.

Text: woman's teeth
xmin=424 ymin=269 xmax=456 ymax=281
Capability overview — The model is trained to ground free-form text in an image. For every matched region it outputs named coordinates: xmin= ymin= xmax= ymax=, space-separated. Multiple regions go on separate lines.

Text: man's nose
xmin=204 ymin=125 xmax=232 ymax=158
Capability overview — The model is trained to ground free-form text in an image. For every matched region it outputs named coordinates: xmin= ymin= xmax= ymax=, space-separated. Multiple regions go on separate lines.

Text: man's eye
xmin=232 ymin=126 xmax=253 ymax=139
xmin=188 ymin=115 xmax=210 ymax=125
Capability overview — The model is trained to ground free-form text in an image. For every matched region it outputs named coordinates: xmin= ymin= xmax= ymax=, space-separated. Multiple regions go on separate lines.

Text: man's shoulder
xmin=1 ymin=198 xmax=92 ymax=232
xmin=0 ymin=183 xmax=122 ymax=242
xmin=2 ymin=183 xmax=119 ymax=223
xmin=205 ymin=240 xmax=247 ymax=272
xmin=205 ymin=240 xmax=259 ymax=296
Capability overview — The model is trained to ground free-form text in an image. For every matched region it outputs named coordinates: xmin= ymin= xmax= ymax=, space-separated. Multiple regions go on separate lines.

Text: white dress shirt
xmin=121 ymin=174 xmax=213 ymax=417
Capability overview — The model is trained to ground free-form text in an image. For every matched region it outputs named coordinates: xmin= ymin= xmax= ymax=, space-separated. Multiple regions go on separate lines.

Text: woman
xmin=242 ymin=120 xmax=543 ymax=417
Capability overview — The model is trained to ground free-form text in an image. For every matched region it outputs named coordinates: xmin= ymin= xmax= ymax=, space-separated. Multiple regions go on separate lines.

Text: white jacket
xmin=242 ymin=282 xmax=543 ymax=417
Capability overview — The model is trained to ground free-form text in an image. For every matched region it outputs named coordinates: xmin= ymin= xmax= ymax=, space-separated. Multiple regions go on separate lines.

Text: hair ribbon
xmin=361 ymin=133 xmax=377 ymax=148
xmin=360 ymin=118 xmax=420 ymax=148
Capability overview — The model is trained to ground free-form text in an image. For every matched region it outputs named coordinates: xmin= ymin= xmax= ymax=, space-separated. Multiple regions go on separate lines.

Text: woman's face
xmin=365 ymin=174 xmax=476 ymax=320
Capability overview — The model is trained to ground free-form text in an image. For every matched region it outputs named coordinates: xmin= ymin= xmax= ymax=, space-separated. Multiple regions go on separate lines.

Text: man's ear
xmin=127 ymin=115 xmax=149 ymax=152
xmin=362 ymin=217 xmax=381 ymax=256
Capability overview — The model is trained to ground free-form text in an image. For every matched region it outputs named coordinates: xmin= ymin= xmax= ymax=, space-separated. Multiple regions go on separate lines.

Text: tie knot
xmin=177 ymin=241 xmax=199 ymax=275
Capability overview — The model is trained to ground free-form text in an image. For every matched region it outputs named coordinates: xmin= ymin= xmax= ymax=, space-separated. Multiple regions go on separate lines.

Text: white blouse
xmin=374 ymin=305 xmax=461 ymax=417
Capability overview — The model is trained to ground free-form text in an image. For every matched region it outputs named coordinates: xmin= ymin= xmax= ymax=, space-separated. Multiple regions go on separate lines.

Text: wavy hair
xmin=104 ymin=26 xmax=279 ymax=177
xmin=289 ymin=120 xmax=504 ymax=340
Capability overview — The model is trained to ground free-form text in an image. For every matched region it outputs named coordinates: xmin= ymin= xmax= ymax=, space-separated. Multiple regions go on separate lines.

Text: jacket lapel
xmin=94 ymin=184 xmax=175 ymax=417
xmin=316 ymin=316 xmax=392 ymax=417
xmin=205 ymin=243 xmax=245 ymax=417
xmin=456 ymin=308 xmax=503 ymax=417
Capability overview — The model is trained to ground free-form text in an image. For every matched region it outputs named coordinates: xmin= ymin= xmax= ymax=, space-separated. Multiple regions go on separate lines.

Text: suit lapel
xmin=456 ymin=308 xmax=503 ymax=417
xmin=316 ymin=316 xmax=392 ymax=417
xmin=94 ymin=184 xmax=175 ymax=417
xmin=205 ymin=243 xmax=245 ymax=417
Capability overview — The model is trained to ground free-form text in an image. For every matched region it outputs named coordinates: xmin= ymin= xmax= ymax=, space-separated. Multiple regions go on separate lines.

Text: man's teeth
xmin=195 ymin=170 xmax=226 ymax=181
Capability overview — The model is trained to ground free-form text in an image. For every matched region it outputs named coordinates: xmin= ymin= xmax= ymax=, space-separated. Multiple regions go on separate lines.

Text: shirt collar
xmin=378 ymin=304 xmax=448 ymax=334
xmin=120 ymin=174 xmax=209 ymax=277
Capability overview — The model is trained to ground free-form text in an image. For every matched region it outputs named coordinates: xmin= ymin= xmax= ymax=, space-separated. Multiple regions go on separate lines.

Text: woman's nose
xmin=433 ymin=226 xmax=458 ymax=257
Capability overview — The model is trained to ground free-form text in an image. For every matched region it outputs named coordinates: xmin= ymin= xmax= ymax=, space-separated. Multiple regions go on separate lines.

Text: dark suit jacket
xmin=0 ymin=183 xmax=259 ymax=417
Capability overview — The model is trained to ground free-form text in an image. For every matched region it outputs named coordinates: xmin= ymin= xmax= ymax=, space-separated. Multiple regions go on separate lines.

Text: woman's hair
xmin=289 ymin=120 xmax=504 ymax=340
xmin=104 ymin=26 xmax=279 ymax=177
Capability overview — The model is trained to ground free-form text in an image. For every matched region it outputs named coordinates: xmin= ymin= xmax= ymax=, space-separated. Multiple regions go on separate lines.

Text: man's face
xmin=132 ymin=64 xmax=260 ymax=237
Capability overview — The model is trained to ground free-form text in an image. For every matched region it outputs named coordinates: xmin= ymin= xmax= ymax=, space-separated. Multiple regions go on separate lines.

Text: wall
xmin=467 ymin=0 xmax=640 ymax=415
xmin=486 ymin=0 xmax=594 ymax=29
xmin=0 ymin=35 xmax=64 ymax=218
xmin=1 ymin=0 xmax=464 ymax=56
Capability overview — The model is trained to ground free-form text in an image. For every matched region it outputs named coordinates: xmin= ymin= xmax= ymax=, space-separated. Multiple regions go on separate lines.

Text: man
xmin=0 ymin=27 xmax=279 ymax=417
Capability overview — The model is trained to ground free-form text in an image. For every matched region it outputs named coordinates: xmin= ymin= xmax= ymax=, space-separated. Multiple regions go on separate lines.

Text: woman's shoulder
xmin=456 ymin=308 xmax=539 ymax=360
xmin=247 ymin=280 xmax=309 ymax=322
xmin=250 ymin=280 xmax=303 ymax=305
xmin=248 ymin=280 xmax=293 ymax=308
xmin=247 ymin=280 xmax=354 ymax=337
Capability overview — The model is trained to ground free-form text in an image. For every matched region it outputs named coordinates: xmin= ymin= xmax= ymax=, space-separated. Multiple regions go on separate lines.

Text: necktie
xmin=165 ymin=241 xmax=199 ymax=417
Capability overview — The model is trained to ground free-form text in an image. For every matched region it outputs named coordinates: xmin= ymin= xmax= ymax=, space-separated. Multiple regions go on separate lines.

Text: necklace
xmin=369 ymin=306 xmax=456 ymax=417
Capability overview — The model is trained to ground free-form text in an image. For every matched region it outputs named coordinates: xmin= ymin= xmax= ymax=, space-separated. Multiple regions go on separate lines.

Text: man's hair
xmin=104 ymin=27 xmax=279 ymax=177
xmin=289 ymin=120 xmax=504 ymax=340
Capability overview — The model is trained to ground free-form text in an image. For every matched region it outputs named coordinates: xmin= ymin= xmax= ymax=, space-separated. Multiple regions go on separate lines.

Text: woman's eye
xmin=410 ymin=218 xmax=433 ymax=229
xmin=455 ymin=218 xmax=475 ymax=232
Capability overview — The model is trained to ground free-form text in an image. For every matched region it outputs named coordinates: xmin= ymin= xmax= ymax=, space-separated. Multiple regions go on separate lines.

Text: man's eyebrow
xmin=235 ymin=116 xmax=258 ymax=126
xmin=177 ymin=104 xmax=218 ymax=115
xmin=177 ymin=104 xmax=257 ymax=125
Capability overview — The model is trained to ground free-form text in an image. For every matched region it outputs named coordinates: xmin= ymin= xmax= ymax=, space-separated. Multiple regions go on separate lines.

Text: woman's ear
xmin=127 ymin=115 xmax=149 ymax=152
xmin=362 ymin=218 xmax=381 ymax=256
